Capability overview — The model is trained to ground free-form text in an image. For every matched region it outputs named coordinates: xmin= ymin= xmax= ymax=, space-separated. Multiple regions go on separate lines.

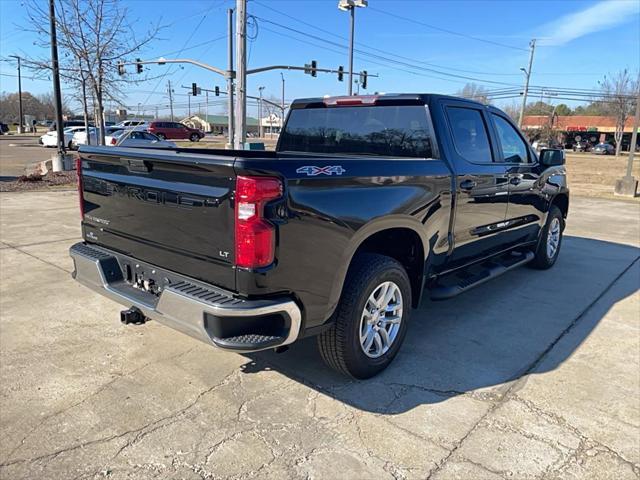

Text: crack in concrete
xmin=0 ymin=368 xmax=238 ymax=469
xmin=425 ymin=255 xmax=640 ymax=480
xmin=3 ymin=345 xmax=196 ymax=464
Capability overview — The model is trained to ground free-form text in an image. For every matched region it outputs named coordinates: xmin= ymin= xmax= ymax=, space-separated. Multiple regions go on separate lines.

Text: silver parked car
xmin=592 ymin=143 xmax=615 ymax=155
xmin=105 ymin=130 xmax=176 ymax=148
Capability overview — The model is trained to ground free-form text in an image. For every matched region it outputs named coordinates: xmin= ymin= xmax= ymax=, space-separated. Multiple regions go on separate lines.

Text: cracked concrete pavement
xmin=0 ymin=190 xmax=638 ymax=479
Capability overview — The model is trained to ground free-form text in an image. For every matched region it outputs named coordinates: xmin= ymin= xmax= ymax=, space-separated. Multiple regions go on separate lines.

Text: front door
xmin=441 ymin=102 xmax=510 ymax=268
xmin=490 ymin=111 xmax=544 ymax=247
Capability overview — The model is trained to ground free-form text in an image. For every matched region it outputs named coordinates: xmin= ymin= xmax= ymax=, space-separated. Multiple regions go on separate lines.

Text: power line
xmin=368 ymin=6 xmax=529 ymax=52
xmin=255 ymin=16 xmax=521 ymax=87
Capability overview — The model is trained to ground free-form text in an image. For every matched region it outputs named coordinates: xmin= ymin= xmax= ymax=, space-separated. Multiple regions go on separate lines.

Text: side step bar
xmin=430 ymin=250 xmax=534 ymax=300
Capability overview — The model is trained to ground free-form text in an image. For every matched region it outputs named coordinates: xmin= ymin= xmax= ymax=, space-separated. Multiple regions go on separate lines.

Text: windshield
xmin=278 ymin=105 xmax=434 ymax=158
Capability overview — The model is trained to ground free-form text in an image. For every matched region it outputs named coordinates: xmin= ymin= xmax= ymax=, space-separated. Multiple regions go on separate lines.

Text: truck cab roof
xmin=290 ymin=93 xmax=487 ymax=109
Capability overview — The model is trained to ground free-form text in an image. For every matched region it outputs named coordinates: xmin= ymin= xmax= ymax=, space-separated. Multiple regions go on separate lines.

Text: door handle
xmin=509 ymin=176 xmax=522 ymax=186
xmin=459 ymin=179 xmax=477 ymax=191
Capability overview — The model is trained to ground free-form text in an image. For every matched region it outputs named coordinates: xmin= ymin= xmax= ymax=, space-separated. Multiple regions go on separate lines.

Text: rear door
xmin=440 ymin=101 xmax=510 ymax=267
xmin=490 ymin=111 xmax=544 ymax=246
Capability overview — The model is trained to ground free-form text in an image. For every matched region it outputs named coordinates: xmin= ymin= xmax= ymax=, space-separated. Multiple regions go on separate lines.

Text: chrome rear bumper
xmin=69 ymin=243 xmax=301 ymax=352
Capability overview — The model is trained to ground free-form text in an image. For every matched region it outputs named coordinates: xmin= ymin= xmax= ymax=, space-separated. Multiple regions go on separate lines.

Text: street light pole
xmin=518 ymin=39 xmax=536 ymax=128
xmin=339 ymin=0 xmax=367 ymax=96
xmin=348 ymin=6 xmax=355 ymax=95
xmin=9 ymin=55 xmax=24 ymax=133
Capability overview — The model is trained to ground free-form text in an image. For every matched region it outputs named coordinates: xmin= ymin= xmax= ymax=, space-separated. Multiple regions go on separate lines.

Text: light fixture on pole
xmin=338 ymin=0 xmax=367 ymax=96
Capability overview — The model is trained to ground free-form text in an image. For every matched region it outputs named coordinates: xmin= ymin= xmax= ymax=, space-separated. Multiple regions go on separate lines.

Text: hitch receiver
xmin=120 ymin=307 xmax=147 ymax=325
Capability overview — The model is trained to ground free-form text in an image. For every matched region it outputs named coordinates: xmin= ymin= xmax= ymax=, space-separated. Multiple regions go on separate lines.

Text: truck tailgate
xmin=78 ymin=147 xmax=237 ymax=291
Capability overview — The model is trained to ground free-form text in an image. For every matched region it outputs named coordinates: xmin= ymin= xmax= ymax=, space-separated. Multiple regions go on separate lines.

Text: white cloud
xmin=537 ymin=0 xmax=640 ymax=46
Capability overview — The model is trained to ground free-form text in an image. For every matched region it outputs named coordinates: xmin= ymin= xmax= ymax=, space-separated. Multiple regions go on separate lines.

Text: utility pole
xmin=258 ymin=86 xmax=265 ymax=138
xmin=167 ymin=80 xmax=174 ymax=121
xmin=49 ymin=0 xmax=65 ymax=171
xmin=615 ymin=88 xmax=640 ymax=196
xmin=518 ymin=39 xmax=536 ymax=128
xmin=227 ymin=7 xmax=235 ymax=147
xmin=9 ymin=56 xmax=24 ymax=133
xmin=235 ymin=0 xmax=247 ymax=149
xmin=188 ymin=93 xmax=191 ymax=116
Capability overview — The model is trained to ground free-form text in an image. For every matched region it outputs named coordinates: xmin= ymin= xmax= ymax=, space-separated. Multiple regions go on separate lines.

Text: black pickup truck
xmin=70 ymin=94 xmax=568 ymax=378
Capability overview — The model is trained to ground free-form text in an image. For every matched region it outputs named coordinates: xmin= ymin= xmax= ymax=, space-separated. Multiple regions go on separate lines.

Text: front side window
xmin=492 ymin=114 xmax=529 ymax=163
xmin=446 ymin=107 xmax=493 ymax=163
xmin=278 ymin=105 xmax=434 ymax=158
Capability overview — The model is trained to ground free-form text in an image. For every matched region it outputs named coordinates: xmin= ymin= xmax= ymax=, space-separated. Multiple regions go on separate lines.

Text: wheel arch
xmin=550 ymin=192 xmax=569 ymax=219
xmin=326 ymin=218 xmax=430 ymax=319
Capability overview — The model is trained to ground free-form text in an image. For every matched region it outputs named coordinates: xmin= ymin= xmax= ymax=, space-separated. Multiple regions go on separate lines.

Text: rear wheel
xmin=156 ymin=133 xmax=166 ymax=140
xmin=317 ymin=253 xmax=411 ymax=379
xmin=530 ymin=205 xmax=564 ymax=269
xmin=190 ymin=133 xmax=199 ymax=142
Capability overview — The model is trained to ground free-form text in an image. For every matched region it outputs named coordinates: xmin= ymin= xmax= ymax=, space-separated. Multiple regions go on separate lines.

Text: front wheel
xmin=190 ymin=133 xmax=199 ymax=142
xmin=530 ymin=205 xmax=564 ymax=269
xmin=317 ymin=254 xmax=411 ymax=379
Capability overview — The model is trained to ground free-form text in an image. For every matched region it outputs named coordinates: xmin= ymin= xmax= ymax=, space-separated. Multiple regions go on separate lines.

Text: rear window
xmin=278 ymin=105 xmax=434 ymax=158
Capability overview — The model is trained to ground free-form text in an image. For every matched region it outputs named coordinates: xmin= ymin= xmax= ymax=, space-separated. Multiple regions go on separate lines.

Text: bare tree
xmin=21 ymin=0 xmax=161 ymax=144
xmin=456 ymin=83 xmax=490 ymax=104
xmin=598 ymin=70 xmax=638 ymax=156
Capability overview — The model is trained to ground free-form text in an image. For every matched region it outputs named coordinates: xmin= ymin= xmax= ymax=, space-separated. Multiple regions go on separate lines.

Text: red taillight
xmin=110 ymin=137 xmax=117 ymax=145
xmin=235 ymin=176 xmax=282 ymax=268
xmin=75 ymin=156 xmax=84 ymax=219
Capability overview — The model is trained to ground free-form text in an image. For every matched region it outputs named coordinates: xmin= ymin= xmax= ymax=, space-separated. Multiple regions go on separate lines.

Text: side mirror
xmin=540 ymin=148 xmax=565 ymax=167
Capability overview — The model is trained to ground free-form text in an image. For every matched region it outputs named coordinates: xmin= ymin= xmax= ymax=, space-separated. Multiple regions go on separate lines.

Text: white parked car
xmin=72 ymin=126 xmax=124 ymax=148
xmin=40 ymin=126 xmax=86 ymax=149
xmin=105 ymin=129 xmax=176 ymax=148
xmin=114 ymin=120 xmax=148 ymax=128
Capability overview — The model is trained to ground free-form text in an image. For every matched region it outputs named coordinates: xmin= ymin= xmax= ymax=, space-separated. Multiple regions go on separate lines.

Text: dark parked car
xmin=147 ymin=121 xmax=205 ymax=141
xmin=0 ymin=123 xmax=9 ymax=134
xmin=71 ymin=94 xmax=568 ymax=379
xmin=592 ymin=143 xmax=615 ymax=155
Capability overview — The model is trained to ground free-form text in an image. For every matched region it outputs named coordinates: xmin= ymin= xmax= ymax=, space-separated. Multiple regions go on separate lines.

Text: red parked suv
xmin=147 ymin=121 xmax=205 ymax=142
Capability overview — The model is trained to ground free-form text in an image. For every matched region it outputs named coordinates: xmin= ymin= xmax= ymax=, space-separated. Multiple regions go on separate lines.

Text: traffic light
xmin=215 ymin=86 xmax=220 ymax=96
xmin=311 ymin=60 xmax=317 ymax=77
xmin=361 ymin=70 xmax=368 ymax=90
xmin=135 ymin=58 xmax=143 ymax=74
xmin=117 ymin=61 xmax=125 ymax=76
xmin=192 ymin=83 xmax=198 ymax=96
xmin=337 ymin=66 xmax=344 ymax=82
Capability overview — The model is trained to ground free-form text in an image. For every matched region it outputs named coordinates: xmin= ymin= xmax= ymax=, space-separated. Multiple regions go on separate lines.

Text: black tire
xmin=529 ymin=205 xmax=564 ymax=270
xmin=156 ymin=133 xmax=166 ymax=140
xmin=190 ymin=133 xmax=199 ymax=142
xmin=317 ymin=253 xmax=412 ymax=379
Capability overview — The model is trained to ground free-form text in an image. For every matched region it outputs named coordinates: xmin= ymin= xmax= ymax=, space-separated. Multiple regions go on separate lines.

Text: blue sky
xmin=1 ymin=0 xmax=638 ymax=119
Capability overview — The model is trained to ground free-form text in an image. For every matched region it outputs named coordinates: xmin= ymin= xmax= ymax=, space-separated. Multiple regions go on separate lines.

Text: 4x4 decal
xmin=296 ymin=165 xmax=346 ymax=176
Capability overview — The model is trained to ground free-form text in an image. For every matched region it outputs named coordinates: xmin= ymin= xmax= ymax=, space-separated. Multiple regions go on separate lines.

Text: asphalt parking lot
xmin=0 ymin=191 xmax=638 ymax=479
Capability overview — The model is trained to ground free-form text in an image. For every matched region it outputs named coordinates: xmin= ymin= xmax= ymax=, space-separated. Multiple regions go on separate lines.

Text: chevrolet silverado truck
xmin=70 ymin=94 xmax=568 ymax=379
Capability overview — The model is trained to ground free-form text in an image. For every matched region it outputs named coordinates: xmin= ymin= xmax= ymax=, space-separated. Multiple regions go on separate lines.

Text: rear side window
xmin=446 ymin=107 xmax=492 ymax=163
xmin=492 ymin=114 xmax=529 ymax=163
xmin=278 ymin=105 xmax=434 ymax=158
